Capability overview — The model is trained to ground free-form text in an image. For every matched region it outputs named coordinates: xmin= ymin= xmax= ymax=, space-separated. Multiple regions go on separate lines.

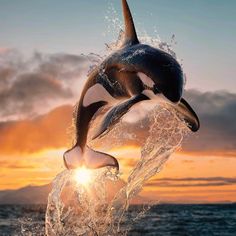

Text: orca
xmin=63 ymin=0 xmax=200 ymax=170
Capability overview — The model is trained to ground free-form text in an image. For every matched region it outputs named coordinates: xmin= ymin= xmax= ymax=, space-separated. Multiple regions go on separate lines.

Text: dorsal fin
xmin=121 ymin=0 xmax=139 ymax=47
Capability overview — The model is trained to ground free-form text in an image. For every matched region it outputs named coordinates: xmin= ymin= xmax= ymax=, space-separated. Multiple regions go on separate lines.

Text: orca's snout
xmin=154 ymin=83 xmax=182 ymax=103
xmin=164 ymin=90 xmax=182 ymax=103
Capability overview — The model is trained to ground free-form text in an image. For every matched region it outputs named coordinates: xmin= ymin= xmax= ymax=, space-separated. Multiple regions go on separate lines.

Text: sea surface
xmin=0 ymin=204 xmax=236 ymax=236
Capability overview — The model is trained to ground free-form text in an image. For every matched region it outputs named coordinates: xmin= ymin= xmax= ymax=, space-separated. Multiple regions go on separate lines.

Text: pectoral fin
xmin=92 ymin=94 xmax=149 ymax=140
xmin=175 ymin=98 xmax=200 ymax=132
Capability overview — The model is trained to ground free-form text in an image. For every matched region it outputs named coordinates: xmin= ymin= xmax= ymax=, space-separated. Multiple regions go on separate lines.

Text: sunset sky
xmin=0 ymin=0 xmax=236 ymax=203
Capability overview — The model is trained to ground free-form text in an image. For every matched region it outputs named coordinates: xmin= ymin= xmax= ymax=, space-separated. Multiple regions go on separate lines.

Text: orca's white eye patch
xmin=83 ymin=83 xmax=115 ymax=107
xmin=137 ymin=72 xmax=154 ymax=88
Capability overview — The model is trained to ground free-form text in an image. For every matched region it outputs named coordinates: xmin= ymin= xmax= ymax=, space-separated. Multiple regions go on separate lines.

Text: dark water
xmin=0 ymin=204 xmax=236 ymax=236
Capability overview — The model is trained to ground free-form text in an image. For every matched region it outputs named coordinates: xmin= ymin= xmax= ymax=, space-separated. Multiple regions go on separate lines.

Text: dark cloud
xmin=147 ymin=177 xmax=236 ymax=187
xmin=182 ymin=90 xmax=236 ymax=153
xmin=0 ymin=49 xmax=97 ymax=121
xmin=0 ymin=72 xmax=72 ymax=118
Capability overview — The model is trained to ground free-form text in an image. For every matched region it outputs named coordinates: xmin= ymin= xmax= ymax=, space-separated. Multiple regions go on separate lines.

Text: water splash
xmin=46 ymin=168 xmax=120 ymax=235
xmin=46 ymin=102 xmax=189 ymax=235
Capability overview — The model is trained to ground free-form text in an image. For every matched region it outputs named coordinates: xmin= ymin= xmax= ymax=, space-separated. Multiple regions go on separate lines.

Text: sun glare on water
xmin=74 ymin=167 xmax=92 ymax=186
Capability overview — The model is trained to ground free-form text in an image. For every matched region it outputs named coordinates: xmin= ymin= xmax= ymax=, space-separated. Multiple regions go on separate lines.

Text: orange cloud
xmin=0 ymin=160 xmax=36 ymax=169
xmin=0 ymin=149 xmax=65 ymax=189
xmin=0 ymin=105 xmax=73 ymax=154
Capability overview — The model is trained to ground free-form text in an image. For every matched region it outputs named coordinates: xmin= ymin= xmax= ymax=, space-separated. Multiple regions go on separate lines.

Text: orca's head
xmin=110 ymin=0 xmax=184 ymax=103
xmin=110 ymin=44 xmax=184 ymax=103
xmin=137 ymin=44 xmax=184 ymax=103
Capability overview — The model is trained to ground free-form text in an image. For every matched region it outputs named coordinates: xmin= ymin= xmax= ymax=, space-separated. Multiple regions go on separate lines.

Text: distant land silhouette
xmin=0 ymin=184 xmax=51 ymax=204
xmin=0 ymin=183 xmax=234 ymax=205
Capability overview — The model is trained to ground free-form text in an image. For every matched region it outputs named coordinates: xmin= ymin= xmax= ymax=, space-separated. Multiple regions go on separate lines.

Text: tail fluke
xmin=84 ymin=146 xmax=119 ymax=169
xmin=63 ymin=146 xmax=119 ymax=170
xmin=63 ymin=146 xmax=83 ymax=169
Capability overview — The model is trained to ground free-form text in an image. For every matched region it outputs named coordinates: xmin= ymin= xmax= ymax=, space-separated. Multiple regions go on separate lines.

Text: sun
xmin=74 ymin=167 xmax=92 ymax=186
